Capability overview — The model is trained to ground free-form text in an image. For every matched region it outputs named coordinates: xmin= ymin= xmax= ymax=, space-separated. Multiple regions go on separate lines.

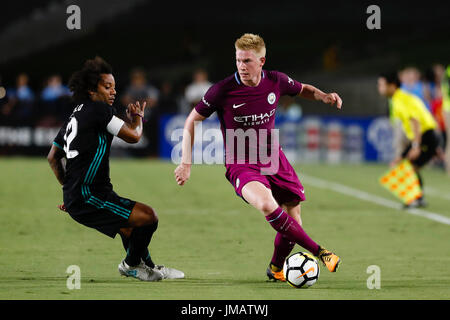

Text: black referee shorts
xmin=66 ymin=191 xmax=136 ymax=238
xmin=401 ymin=129 xmax=440 ymax=168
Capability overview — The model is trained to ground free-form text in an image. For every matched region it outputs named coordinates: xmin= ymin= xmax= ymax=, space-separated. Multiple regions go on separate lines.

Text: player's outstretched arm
xmin=174 ymin=108 xmax=206 ymax=186
xmin=117 ymin=101 xmax=146 ymax=143
xmin=298 ymin=84 xmax=342 ymax=109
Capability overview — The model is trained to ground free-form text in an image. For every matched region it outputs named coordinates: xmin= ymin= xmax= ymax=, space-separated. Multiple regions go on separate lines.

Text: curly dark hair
xmin=379 ymin=71 xmax=401 ymax=88
xmin=68 ymin=56 xmax=113 ymax=102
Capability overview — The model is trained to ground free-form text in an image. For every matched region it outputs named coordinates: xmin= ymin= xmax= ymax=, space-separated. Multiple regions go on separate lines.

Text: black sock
xmin=124 ymin=222 xmax=158 ymax=267
xmin=142 ymin=250 xmax=155 ymax=268
xmin=416 ymin=172 xmax=424 ymax=199
xmin=120 ymin=233 xmax=130 ymax=251
xmin=121 ymin=232 xmax=156 ymax=268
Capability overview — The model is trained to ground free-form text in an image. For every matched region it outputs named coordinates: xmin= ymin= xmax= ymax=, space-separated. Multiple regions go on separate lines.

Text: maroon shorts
xmin=225 ymin=149 xmax=306 ymax=205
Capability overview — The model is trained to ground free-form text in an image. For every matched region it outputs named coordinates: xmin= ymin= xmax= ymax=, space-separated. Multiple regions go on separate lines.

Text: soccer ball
xmin=283 ymin=252 xmax=320 ymax=288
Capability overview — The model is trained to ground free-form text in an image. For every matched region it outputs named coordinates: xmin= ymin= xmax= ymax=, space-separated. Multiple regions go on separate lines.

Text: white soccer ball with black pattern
xmin=283 ymin=252 xmax=320 ymax=288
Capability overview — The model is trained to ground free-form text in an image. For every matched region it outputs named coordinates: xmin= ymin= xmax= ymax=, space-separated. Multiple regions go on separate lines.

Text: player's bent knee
xmin=258 ymin=199 xmax=279 ymax=216
xmin=143 ymin=205 xmax=158 ymax=223
xmin=142 ymin=207 xmax=158 ymax=226
xmin=129 ymin=203 xmax=159 ymax=227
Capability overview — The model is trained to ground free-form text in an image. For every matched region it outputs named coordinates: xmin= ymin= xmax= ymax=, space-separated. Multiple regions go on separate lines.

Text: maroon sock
xmin=265 ymin=207 xmax=320 ymax=256
xmin=271 ymin=232 xmax=296 ymax=269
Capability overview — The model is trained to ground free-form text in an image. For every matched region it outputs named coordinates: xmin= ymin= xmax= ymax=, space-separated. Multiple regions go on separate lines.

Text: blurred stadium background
xmin=1 ymin=0 xmax=450 ymax=301
xmin=1 ymin=0 xmax=450 ymax=164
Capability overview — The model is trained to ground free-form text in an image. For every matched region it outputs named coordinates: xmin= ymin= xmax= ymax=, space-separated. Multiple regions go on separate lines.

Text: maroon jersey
xmin=195 ymin=70 xmax=302 ymax=165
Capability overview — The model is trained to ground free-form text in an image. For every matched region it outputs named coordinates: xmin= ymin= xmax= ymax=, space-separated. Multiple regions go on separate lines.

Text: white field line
xmin=301 ymin=174 xmax=450 ymax=226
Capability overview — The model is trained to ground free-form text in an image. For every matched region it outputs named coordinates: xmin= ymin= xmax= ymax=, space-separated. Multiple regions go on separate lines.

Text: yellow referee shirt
xmin=390 ymin=88 xmax=437 ymax=140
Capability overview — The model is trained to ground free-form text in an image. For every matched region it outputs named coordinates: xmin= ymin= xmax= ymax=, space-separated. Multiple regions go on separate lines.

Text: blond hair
xmin=234 ymin=33 xmax=266 ymax=58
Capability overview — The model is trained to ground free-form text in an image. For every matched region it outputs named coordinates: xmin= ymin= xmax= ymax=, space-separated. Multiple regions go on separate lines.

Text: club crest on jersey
xmin=267 ymin=92 xmax=276 ymax=105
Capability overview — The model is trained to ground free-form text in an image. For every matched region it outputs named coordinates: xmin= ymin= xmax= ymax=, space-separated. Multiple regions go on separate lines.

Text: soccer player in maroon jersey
xmin=174 ymin=34 xmax=342 ymax=280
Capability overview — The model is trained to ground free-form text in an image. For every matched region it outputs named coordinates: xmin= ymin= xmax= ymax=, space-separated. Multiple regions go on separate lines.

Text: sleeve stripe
xmin=106 ymin=115 xmax=125 ymax=136
xmin=53 ymin=141 xmax=63 ymax=150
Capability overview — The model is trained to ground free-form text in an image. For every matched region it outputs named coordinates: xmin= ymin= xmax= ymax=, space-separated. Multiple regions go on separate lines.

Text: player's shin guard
xmin=125 ymin=222 xmax=158 ymax=267
xmin=271 ymin=232 xmax=295 ymax=269
xmin=265 ymin=207 xmax=320 ymax=256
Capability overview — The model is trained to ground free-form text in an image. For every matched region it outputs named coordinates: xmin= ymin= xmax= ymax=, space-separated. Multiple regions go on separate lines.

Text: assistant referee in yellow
xmin=378 ymin=71 xmax=440 ymax=207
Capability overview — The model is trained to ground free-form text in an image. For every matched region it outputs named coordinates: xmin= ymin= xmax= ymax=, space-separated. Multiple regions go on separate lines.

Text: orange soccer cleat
xmin=266 ymin=264 xmax=286 ymax=282
xmin=317 ymin=246 xmax=341 ymax=272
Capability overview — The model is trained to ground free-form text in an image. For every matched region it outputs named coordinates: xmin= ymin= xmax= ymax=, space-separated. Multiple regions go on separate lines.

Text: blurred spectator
xmin=422 ymin=68 xmax=436 ymax=110
xmin=157 ymin=80 xmax=179 ymax=115
xmin=0 ymin=76 xmax=6 ymax=113
xmin=426 ymin=65 xmax=446 ymax=141
xmin=41 ymin=74 xmax=71 ymax=102
xmin=37 ymin=74 xmax=72 ymax=126
xmin=184 ymin=68 xmax=212 ymax=111
xmin=277 ymin=96 xmax=302 ymax=122
xmin=121 ymin=68 xmax=159 ymax=111
xmin=441 ymin=65 xmax=450 ymax=175
xmin=399 ymin=67 xmax=428 ymax=109
xmin=121 ymin=68 xmax=160 ymax=156
xmin=1 ymin=73 xmax=35 ymax=125
xmin=323 ymin=44 xmax=339 ymax=71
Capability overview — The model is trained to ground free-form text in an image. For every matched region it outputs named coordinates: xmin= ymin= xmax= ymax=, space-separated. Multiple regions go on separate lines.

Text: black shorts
xmin=401 ymin=129 xmax=440 ymax=168
xmin=66 ymin=191 xmax=136 ymax=238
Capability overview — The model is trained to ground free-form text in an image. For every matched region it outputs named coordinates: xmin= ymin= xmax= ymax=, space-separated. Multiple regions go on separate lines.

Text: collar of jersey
xmin=234 ymin=71 xmax=265 ymax=85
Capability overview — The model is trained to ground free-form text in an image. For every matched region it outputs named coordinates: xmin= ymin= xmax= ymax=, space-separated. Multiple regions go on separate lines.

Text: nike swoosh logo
xmin=295 ymin=267 xmax=314 ymax=279
xmin=233 ymin=103 xmax=246 ymax=109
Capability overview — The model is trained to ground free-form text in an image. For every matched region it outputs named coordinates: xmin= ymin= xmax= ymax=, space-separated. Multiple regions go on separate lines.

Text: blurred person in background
xmin=38 ymin=74 xmax=72 ymax=126
xmin=1 ymin=73 xmax=35 ymax=125
xmin=426 ymin=64 xmax=447 ymax=165
xmin=276 ymin=95 xmax=302 ymax=122
xmin=378 ymin=71 xmax=441 ymax=208
xmin=121 ymin=68 xmax=160 ymax=156
xmin=157 ymin=80 xmax=179 ymax=115
xmin=322 ymin=44 xmax=339 ymax=72
xmin=121 ymin=67 xmax=159 ymax=112
xmin=0 ymin=76 xmax=6 ymax=118
xmin=441 ymin=65 xmax=450 ymax=175
xmin=422 ymin=67 xmax=437 ymax=111
xmin=41 ymin=74 xmax=71 ymax=102
xmin=399 ymin=67 xmax=428 ymax=109
xmin=184 ymin=68 xmax=212 ymax=110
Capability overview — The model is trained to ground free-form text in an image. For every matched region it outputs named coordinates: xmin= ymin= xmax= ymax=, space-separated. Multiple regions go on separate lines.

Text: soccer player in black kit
xmin=47 ymin=57 xmax=184 ymax=281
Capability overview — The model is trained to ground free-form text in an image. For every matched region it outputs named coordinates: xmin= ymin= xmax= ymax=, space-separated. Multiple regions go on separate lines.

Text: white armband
xmin=106 ymin=116 xmax=125 ymax=136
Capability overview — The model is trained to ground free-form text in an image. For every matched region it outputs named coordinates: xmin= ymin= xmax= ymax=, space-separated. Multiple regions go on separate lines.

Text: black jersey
xmin=53 ymin=100 xmax=117 ymax=208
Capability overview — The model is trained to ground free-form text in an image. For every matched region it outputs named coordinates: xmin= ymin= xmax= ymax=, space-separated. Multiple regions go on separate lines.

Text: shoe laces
xmin=318 ymin=249 xmax=333 ymax=263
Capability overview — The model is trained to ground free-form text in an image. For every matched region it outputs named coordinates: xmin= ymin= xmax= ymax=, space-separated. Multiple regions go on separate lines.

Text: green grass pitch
xmin=0 ymin=157 xmax=449 ymax=300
